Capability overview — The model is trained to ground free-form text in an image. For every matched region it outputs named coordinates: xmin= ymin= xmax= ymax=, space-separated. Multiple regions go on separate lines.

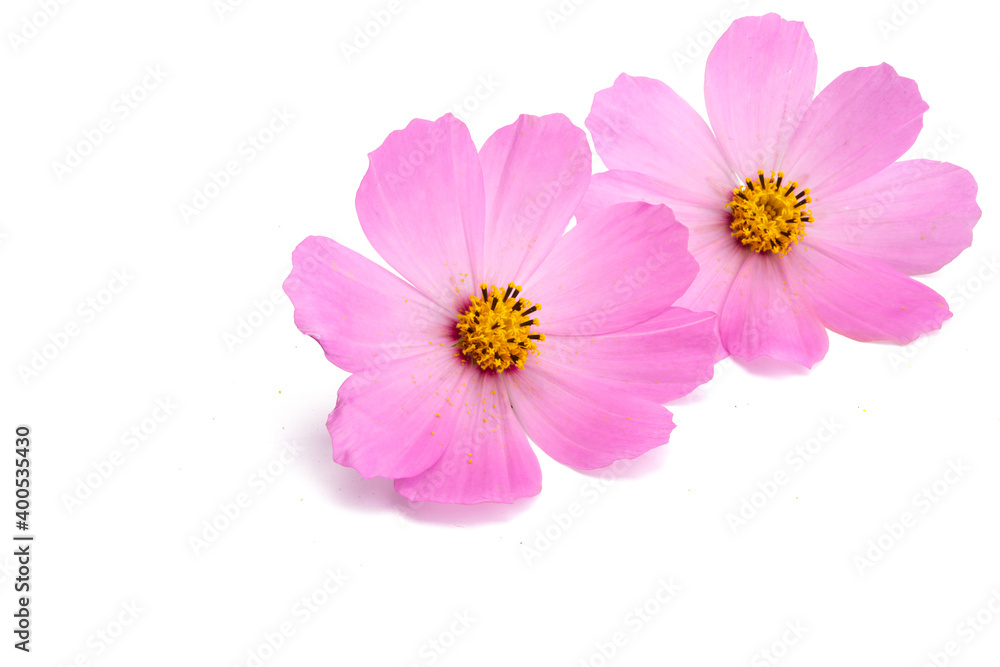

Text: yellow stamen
xmin=455 ymin=282 xmax=545 ymax=373
xmin=727 ymin=170 xmax=814 ymax=256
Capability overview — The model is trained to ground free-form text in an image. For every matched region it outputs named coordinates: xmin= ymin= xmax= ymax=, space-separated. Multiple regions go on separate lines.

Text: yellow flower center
xmin=456 ymin=282 xmax=545 ymax=373
xmin=727 ymin=170 xmax=815 ymax=256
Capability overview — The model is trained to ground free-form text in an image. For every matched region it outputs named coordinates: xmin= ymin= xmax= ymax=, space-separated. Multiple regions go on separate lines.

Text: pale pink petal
xmin=577 ymin=169 xmax=732 ymax=228
xmin=783 ymin=64 xmax=928 ymax=199
xmin=704 ymin=13 xmax=817 ymax=176
xmin=720 ymin=252 xmax=829 ymax=367
xmin=356 ymin=114 xmax=485 ymax=311
xmin=284 ymin=236 xmax=454 ymax=373
xmin=328 ymin=353 xmax=477 ymax=480
xmin=505 ymin=363 xmax=674 ymax=470
xmin=586 ymin=74 xmax=734 ymax=203
xmin=542 ymin=307 xmax=718 ymax=403
xmin=673 ymin=225 xmax=748 ymax=316
xmin=787 ymin=242 xmax=951 ymax=343
xmin=525 ymin=202 xmax=697 ymax=336
xmin=808 ymin=160 xmax=980 ymax=275
xmin=480 ymin=114 xmax=591 ymax=285
xmin=394 ymin=375 xmax=542 ymax=504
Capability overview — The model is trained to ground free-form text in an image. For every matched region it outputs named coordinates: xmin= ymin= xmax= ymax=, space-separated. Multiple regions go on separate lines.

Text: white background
xmin=2 ymin=0 xmax=999 ymax=665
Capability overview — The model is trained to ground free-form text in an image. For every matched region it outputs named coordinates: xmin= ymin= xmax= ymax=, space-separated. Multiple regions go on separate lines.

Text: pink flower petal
xmin=704 ymin=13 xmax=818 ymax=176
xmin=480 ymin=114 xmax=591 ymax=285
xmin=505 ymin=363 xmax=674 ymax=470
xmin=394 ymin=375 xmax=542 ymax=504
xmin=356 ymin=114 xmax=485 ymax=311
xmin=586 ymin=74 xmax=734 ymax=204
xmin=783 ymin=64 xmax=928 ymax=199
xmin=787 ymin=242 xmax=952 ymax=343
xmin=525 ymin=202 xmax=697 ymax=336
xmin=673 ymin=225 xmax=747 ymax=317
xmin=720 ymin=252 xmax=829 ymax=367
xmin=808 ymin=160 xmax=981 ymax=275
xmin=284 ymin=236 xmax=454 ymax=373
xmin=328 ymin=353 xmax=477 ymax=480
xmin=542 ymin=307 xmax=718 ymax=403
xmin=577 ymin=169 xmax=732 ymax=228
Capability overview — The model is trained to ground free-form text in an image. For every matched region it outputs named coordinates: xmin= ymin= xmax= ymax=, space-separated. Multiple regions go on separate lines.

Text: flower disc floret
xmin=727 ymin=170 xmax=814 ymax=256
xmin=456 ymin=282 xmax=544 ymax=373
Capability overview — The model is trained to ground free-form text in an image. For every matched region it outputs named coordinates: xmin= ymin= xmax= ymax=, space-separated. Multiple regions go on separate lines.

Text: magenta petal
xmin=328 ymin=354 xmax=476 ymax=480
xmin=506 ymin=364 xmax=674 ymax=470
xmin=577 ymin=169 xmax=732 ymax=229
xmin=788 ymin=243 xmax=952 ymax=344
xmin=394 ymin=375 xmax=542 ymax=504
xmin=720 ymin=252 xmax=829 ymax=367
xmin=525 ymin=202 xmax=697 ymax=336
xmin=356 ymin=114 xmax=485 ymax=311
xmin=480 ymin=114 xmax=591 ymax=285
xmin=808 ymin=160 xmax=981 ymax=275
xmin=704 ymin=14 xmax=817 ymax=175
xmin=284 ymin=236 xmax=453 ymax=373
xmin=783 ymin=64 xmax=928 ymax=198
xmin=543 ymin=307 xmax=718 ymax=404
xmin=587 ymin=74 xmax=734 ymax=203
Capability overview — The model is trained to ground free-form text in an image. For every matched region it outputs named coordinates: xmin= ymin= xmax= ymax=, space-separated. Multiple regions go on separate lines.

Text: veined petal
xmin=787 ymin=242 xmax=952 ymax=343
xmin=808 ymin=160 xmax=980 ymax=275
xmin=506 ymin=363 xmax=674 ymax=470
xmin=587 ymin=74 xmax=734 ymax=204
xmin=526 ymin=202 xmax=697 ymax=336
xmin=719 ymin=251 xmax=829 ymax=367
xmin=783 ymin=64 xmax=928 ymax=198
xmin=578 ymin=174 xmax=743 ymax=323
xmin=356 ymin=114 xmax=485 ymax=311
xmin=542 ymin=307 xmax=718 ymax=404
xmin=705 ymin=13 xmax=818 ymax=176
xmin=284 ymin=236 xmax=453 ymax=373
xmin=394 ymin=375 xmax=542 ymax=504
xmin=480 ymin=114 xmax=591 ymax=285
xmin=577 ymin=169 xmax=732 ymax=227
xmin=328 ymin=352 xmax=476 ymax=480
xmin=673 ymin=225 xmax=748 ymax=317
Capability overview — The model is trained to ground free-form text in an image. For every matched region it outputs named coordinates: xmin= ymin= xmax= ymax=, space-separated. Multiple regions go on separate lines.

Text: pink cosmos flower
xmin=284 ymin=113 xmax=719 ymax=504
xmin=581 ymin=13 xmax=981 ymax=367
